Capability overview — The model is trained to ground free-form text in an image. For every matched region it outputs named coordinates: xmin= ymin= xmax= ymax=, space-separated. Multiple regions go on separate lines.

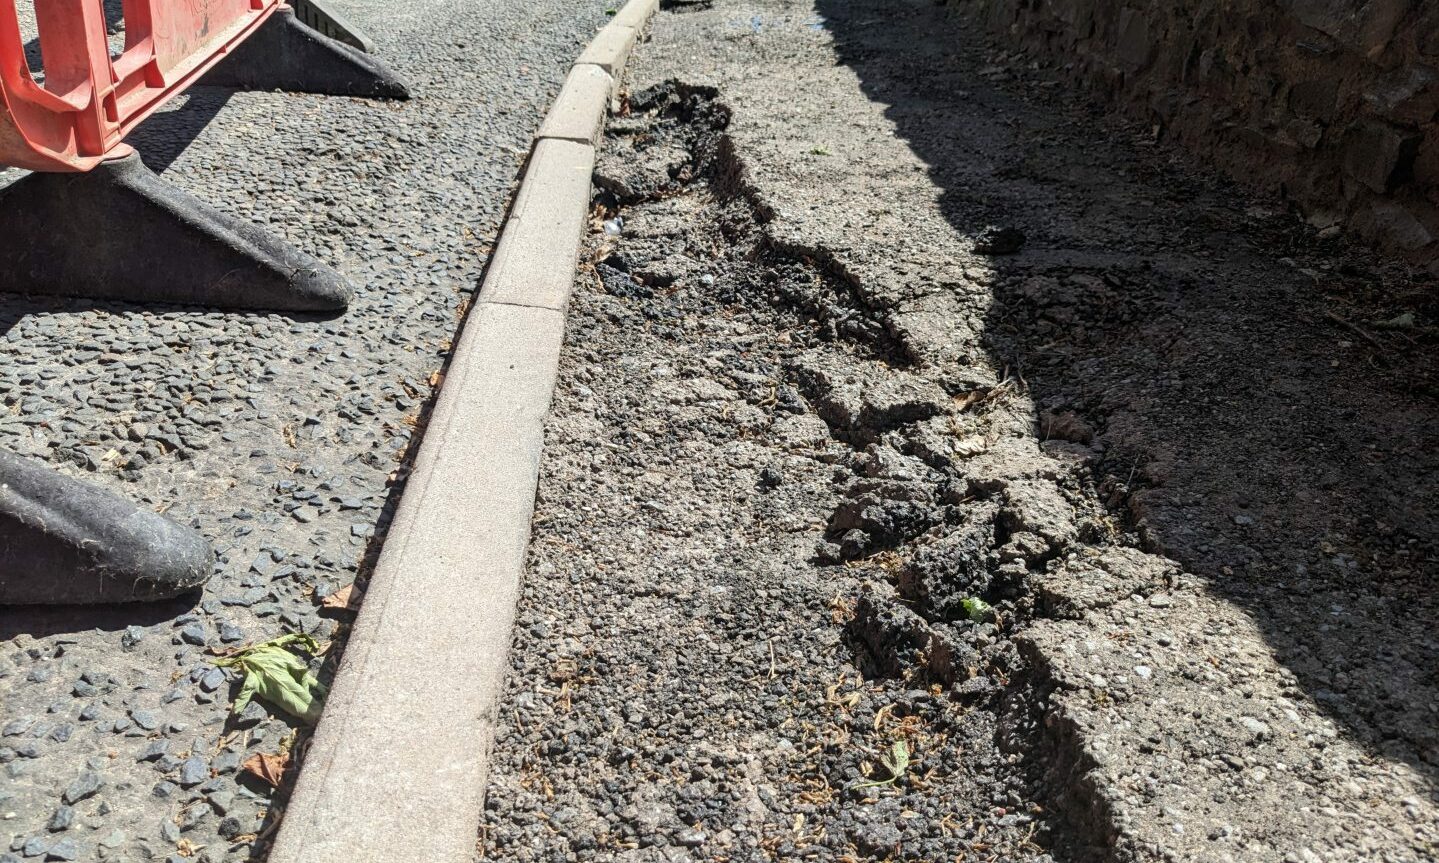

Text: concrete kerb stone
xmin=577 ymin=23 xmax=637 ymax=98
xmin=267 ymin=0 xmax=659 ymax=860
xmin=612 ymin=0 xmax=658 ymax=31
xmin=268 ymin=303 xmax=565 ymax=863
xmin=477 ymin=139 xmax=596 ymax=311
xmin=535 ymin=63 xmax=613 ymax=146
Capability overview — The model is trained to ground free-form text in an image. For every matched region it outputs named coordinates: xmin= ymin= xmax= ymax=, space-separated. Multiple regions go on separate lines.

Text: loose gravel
xmin=0 ymin=1 xmax=609 ymax=860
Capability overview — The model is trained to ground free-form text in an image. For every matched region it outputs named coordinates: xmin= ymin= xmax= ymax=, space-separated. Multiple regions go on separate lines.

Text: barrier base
xmin=0 ymin=152 xmax=351 ymax=312
xmin=0 ymin=449 xmax=213 ymax=605
xmin=204 ymin=8 xmax=410 ymax=100
xmin=291 ymin=0 xmax=376 ymax=54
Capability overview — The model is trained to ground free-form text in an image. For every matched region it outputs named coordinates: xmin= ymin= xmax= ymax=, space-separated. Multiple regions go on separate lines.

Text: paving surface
xmin=483 ymin=1 xmax=1438 ymax=861
xmin=0 ymin=1 xmax=609 ymax=860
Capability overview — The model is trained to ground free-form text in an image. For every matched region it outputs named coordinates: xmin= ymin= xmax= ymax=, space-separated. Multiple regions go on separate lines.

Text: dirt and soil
xmin=482 ymin=1 xmax=1438 ymax=861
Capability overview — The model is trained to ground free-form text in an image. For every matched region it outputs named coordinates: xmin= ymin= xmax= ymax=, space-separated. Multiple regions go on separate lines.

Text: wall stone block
xmin=960 ymin=0 xmax=1438 ymax=259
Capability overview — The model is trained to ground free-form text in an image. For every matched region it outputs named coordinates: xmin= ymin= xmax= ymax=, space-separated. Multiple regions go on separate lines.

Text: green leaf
xmin=960 ymin=596 xmax=993 ymax=623
xmin=847 ymin=739 xmax=911 ymax=791
xmin=214 ymin=634 xmax=328 ymax=724
xmin=882 ymin=739 xmax=909 ymax=777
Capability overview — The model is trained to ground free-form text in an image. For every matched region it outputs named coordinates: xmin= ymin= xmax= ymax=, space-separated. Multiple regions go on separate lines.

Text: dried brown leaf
xmin=321 ymin=584 xmax=364 ymax=611
xmin=241 ymin=751 xmax=290 ymax=788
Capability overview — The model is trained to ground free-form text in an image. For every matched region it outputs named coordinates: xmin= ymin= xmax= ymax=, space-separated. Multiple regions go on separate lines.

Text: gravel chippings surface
xmin=0 ymin=1 xmax=608 ymax=860
xmin=486 ymin=2 xmax=1438 ymax=862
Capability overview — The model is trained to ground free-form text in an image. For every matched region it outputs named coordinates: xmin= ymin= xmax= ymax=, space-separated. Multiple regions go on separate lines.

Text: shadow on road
xmin=0 ymin=593 xmax=200 ymax=641
xmin=816 ymin=0 xmax=1439 ymax=794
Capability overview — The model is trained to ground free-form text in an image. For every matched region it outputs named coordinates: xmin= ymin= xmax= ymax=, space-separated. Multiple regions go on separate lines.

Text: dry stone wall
xmin=962 ymin=0 xmax=1439 ymax=263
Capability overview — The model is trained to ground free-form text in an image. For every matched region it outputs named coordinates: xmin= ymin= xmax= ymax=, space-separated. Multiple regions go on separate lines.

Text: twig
xmin=1323 ymin=311 xmax=1388 ymax=355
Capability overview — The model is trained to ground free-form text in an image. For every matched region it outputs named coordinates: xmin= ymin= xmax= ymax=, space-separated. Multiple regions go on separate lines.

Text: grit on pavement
xmin=481 ymin=1 xmax=1438 ymax=862
xmin=0 ymin=1 xmax=610 ymax=860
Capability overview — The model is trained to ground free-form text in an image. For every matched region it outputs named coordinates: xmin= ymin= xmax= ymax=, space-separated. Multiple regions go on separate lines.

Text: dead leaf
xmin=321 ymin=584 xmax=364 ymax=611
xmin=241 ymin=751 xmax=290 ymax=788
xmin=953 ymin=435 xmax=989 ymax=457
xmin=953 ymin=389 xmax=989 ymax=411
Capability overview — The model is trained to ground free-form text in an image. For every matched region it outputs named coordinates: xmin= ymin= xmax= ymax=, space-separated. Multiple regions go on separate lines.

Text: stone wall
xmin=962 ymin=0 xmax=1439 ymax=263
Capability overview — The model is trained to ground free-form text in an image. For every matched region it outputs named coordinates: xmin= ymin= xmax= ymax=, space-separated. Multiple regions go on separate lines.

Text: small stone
xmin=177 ymin=755 xmax=209 ymax=787
xmin=178 ymin=624 xmax=207 ymax=646
xmin=199 ymin=668 xmax=227 ymax=693
xmin=151 ymin=780 xmax=179 ymax=799
xmin=249 ymin=553 xmax=279 ymax=577
xmin=138 ymin=740 xmax=170 ymax=762
xmin=62 ymin=772 xmax=102 ymax=804
xmin=212 ymin=751 xmax=241 ymax=775
xmin=218 ymin=623 xmax=245 ymax=643
xmin=234 ymin=701 xmax=267 ymax=728
xmin=675 ymin=829 xmax=706 ymax=847
xmin=1148 ymin=593 xmax=1173 ymax=608
xmin=120 ymin=626 xmax=145 ymax=649
xmin=208 ymin=791 xmax=235 ymax=815
xmin=42 ymin=838 xmax=78 ymax=861
xmin=217 ymin=816 xmax=244 ymax=840
xmin=159 ymin=819 xmax=180 ymax=844
xmin=19 ymin=838 xmax=45 ymax=859
xmin=180 ymin=805 xmax=209 ymax=831
xmin=97 ymin=830 xmax=125 ymax=850
xmin=851 ymin=821 xmax=902 ymax=857
xmin=44 ymin=807 xmax=73 ymax=832
xmin=130 ymin=710 xmax=160 ymax=731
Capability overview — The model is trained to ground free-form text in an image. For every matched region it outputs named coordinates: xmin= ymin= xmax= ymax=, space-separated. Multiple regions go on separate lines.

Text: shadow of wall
xmin=816 ymin=0 xmax=1439 ymax=796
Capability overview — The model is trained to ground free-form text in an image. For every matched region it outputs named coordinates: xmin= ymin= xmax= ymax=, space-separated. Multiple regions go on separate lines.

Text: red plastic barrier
xmin=0 ymin=0 xmax=282 ymax=172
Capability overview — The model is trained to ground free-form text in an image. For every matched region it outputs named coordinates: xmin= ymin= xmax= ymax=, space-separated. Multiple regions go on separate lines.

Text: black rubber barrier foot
xmin=290 ymin=0 xmax=377 ymax=54
xmin=0 ymin=151 xmax=352 ymax=312
xmin=204 ymin=8 xmax=410 ymax=100
xmin=0 ymin=449 xmax=213 ymax=605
